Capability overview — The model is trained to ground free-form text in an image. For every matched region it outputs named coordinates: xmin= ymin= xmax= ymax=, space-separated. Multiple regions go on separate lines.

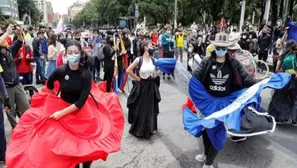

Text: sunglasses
xmin=216 ymin=47 xmax=227 ymax=51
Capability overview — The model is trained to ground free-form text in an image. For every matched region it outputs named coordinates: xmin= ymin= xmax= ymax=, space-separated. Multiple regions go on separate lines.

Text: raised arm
xmin=0 ymin=25 xmax=13 ymax=45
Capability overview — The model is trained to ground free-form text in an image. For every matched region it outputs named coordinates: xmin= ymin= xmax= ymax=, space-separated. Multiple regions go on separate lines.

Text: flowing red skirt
xmin=6 ymin=83 xmax=124 ymax=168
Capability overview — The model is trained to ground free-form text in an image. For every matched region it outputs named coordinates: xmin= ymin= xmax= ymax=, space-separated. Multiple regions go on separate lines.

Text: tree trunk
xmin=289 ymin=0 xmax=294 ymax=16
xmin=259 ymin=0 xmax=266 ymax=26
xmin=279 ymin=0 xmax=284 ymax=18
xmin=271 ymin=0 xmax=278 ymax=27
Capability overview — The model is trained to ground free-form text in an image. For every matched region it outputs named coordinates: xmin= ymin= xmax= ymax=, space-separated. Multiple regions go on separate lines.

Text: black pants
xmin=202 ymin=130 xmax=218 ymax=165
xmin=104 ymin=64 xmax=114 ymax=92
xmin=92 ymin=57 xmax=101 ymax=81
xmin=273 ymin=59 xmax=278 ymax=72
xmin=258 ymin=50 xmax=268 ymax=62
xmin=75 ymin=161 xmax=92 ymax=168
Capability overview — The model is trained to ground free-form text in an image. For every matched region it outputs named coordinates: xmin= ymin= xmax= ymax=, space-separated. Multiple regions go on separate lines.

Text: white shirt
xmin=138 ymin=57 xmax=156 ymax=79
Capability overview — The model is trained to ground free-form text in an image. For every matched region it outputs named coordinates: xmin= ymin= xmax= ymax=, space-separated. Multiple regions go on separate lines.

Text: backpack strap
xmin=136 ymin=56 xmax=143 ymax=77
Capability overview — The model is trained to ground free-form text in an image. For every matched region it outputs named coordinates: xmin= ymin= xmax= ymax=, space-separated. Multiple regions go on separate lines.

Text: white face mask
xmin=242 ymin=35 xmax=247 ymax=39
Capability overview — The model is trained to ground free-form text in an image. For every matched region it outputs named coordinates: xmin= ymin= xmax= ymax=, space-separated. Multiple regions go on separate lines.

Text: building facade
xmin=33 ymin=0 xmax=47 ymax=23
xmin=46 ymin=1 xmax=53 ymax=24
xmin=68 ymin=2 xmax=85 ymax=21
xmin=0 ymin=0 xmax=19 ymax=19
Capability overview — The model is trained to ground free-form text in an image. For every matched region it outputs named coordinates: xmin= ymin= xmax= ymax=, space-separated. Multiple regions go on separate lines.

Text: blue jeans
xmin=34 ymin=57 xmax=45 ymax=82
xmin=0 ymin=102 xmax=6 ymax=161
xmin=46 ymin=60 xmax=56 ymax=78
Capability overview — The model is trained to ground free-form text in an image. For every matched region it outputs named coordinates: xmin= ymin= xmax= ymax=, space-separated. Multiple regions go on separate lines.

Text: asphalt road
xmin=2 ymin=69 xmax=297 ymax=168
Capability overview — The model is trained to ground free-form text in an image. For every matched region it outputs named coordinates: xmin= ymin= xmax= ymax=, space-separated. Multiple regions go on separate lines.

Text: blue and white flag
xmin=155 ymin=58 xmax=291 ymax=151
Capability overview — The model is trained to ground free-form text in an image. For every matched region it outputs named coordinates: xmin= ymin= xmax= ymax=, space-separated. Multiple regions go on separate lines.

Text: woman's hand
xmin=136 ymin=76 xmax=141 ymax=82
xmin=49 ymin=111 xmax=65 ymax=120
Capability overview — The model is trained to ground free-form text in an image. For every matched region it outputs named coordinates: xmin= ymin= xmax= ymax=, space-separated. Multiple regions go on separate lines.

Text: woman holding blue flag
xmin=191 ymin=33 xmax=256 ymax=168
xmin=154 ymin=32 xmax=290 ymax=168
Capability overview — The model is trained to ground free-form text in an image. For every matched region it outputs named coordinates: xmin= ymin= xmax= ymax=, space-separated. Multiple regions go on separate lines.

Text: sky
xmin=48 ymin=0 xmax=88 ymax=14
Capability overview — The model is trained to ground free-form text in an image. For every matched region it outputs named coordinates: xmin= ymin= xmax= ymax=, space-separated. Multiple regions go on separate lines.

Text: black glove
xmin=4 ymin=97 xmax=10 ymax=110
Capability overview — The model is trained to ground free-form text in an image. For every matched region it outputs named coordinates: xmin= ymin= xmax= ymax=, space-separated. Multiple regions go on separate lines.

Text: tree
xmin=71 ymin=0 xmax=271 ymax=29
xmin=17 ymin=0 xmax=43 ymax=25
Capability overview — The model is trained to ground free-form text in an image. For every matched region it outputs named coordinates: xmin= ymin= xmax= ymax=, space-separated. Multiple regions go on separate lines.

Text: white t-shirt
xmin=138 ymin=57 xmax=156 ymax=79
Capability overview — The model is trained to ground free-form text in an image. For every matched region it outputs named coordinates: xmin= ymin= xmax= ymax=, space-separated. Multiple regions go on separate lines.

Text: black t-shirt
xmin=206 ymin=61 xmax=234 ymax=97
xmin=47 ymin=65 xmax=92 ymax=109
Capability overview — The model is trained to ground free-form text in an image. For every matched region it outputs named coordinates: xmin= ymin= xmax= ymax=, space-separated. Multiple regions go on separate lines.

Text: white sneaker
xmin=195 ymin=154 xmax=206 ymax=162
xmin=203 ymin=164 xmax=214 ymax=168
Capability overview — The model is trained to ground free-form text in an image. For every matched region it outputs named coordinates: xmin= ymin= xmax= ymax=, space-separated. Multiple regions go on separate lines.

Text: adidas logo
xmin=210 ymin=70 xmax=229 ymax=85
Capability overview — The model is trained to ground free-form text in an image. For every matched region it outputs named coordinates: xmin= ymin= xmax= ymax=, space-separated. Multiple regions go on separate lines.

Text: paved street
xmin=3 ymin=76 xmax=297 ymax=168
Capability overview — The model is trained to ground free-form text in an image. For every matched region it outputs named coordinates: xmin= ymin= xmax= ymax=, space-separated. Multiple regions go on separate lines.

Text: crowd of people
xmin=0 ymin=15 xmax=296 ymax=168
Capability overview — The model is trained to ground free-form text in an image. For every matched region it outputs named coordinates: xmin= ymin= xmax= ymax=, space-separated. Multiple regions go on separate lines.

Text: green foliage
xmin=71 ymin=0 xmax=279 ymax=28
xmin=17 ymin=0 xmax=43 ymax=25
xmin=0 ymin=11 xmax=16 ymax=29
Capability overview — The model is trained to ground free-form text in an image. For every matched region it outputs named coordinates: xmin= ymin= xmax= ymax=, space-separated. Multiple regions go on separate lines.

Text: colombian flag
xmin=119 ymin=36 xmax=129 ymax=92
xmin=113 ymin=34 xmax=119 ymax=95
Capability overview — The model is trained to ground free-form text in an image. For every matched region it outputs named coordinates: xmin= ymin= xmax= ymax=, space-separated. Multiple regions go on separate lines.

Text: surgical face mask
xmin=166 ymin=31 xmax=171 ymax=35
xmin=242 ymin=35 xmax=247 ymax=39
xmin=67 ymin=54 xmax=80 ymax=66
xmin=215 ymin=49 xmax=227 ymax=57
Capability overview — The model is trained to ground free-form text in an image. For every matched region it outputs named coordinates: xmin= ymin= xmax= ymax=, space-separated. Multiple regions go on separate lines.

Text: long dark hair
xmin=140 ymin=40 xmax=150 ymax=56
xmin=48 ymin=34 xmax=57 ymax=47
xmin=64 ymin=40 xmax=92 ymax=69
xmin=279 ymin=40 xmax=297 ymax=60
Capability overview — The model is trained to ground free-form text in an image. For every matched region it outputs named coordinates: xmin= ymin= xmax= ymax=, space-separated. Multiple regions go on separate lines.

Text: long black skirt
xmin=127 ymin=77 xmax=161 ymax=139
xmin=268 ymin=77 xmax=297 ymax=122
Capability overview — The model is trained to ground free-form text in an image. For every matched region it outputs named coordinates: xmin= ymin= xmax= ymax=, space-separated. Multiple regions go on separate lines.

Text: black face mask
xmin=148 ymin=48 xmax=154 ymax=56
xmin=75 ymin=38 xmax=80 ymax=41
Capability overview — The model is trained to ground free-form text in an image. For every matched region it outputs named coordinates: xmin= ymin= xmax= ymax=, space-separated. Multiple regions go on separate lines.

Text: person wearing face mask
xmin=192 ymin=33 xmax=257 ymax=168
xmin=274 ymin=19 xmax=283 ymax=42
xmin=102 ymin=37 xmax=116 ymax=92
xmin=72 ymin=30 xmax=88 ymax=47
xmin=0 ymin=25 xmax=30 ymax=130
xmin=127 ymin=40 xmax=161 ymax=139
xmin=161 ymin=25 xmax=174 ymax=80
xmin=175 ymin=24 xmax=185 ymax=62
xmin=269 ymin=40 xmax=297 ymax=126
xmin=258 ymin=26 xmax=272 ymax=71
xmin=5 ymin=40 xmax=125 ymax=168
xmin=238 ymin=32 xmax=249 ymax=50
xmin=153 ymin=33 xmax=265 ymax=168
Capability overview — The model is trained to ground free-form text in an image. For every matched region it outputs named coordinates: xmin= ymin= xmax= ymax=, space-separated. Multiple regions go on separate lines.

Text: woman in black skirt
xmin=126 ymin=40 xmax=161 ymax=139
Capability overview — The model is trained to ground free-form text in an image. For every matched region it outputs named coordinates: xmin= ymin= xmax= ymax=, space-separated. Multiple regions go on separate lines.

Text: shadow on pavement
xmin=218 ymin=136 xmax=273 ymax=168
